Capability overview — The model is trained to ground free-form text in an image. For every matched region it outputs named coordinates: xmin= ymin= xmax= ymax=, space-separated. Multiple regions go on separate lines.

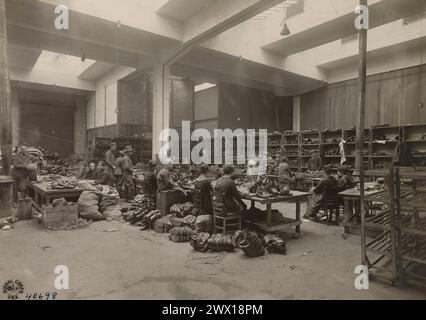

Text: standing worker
xmin=114 ymin=153 xmax=124 ymax=197
xmin=121 ymin=145 xmax=135 ymax=202
xmin=104 ymin=142 xmax=117 ymax=186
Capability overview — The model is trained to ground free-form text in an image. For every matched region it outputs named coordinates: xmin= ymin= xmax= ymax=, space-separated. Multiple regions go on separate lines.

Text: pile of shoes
xmin=190 ymin=232 xmax=211 ymax=252
xmin=207 ymin=233 xmax=235 ymax=252
xmin=194 ymin=215 xmax=213 ymax=233
xmin=169 ymin=226 xmax=195 ymax=242
xmin=236 ymin=230 xmax=265 ymax=257
xmin=264 ymin=234 xmax=287 ymax=255
xmin=170 ymin=202 xmax=195 ymax=218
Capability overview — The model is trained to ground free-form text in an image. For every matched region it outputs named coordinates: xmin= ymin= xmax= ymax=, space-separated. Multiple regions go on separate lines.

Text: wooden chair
xmin=320 ymin=195 xmax=343 ymax=225
xmin=210 ymin=191 xmax=242 ymax=234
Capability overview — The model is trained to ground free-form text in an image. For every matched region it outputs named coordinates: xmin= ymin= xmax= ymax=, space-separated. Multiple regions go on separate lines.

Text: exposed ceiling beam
xmin=263 ymin=0 xmax=422 ymax=56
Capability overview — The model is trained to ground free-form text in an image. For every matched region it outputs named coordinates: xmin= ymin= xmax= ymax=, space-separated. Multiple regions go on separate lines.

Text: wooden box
xmin=156 ymin=190 xmax=185 ymax=216
xmin=42 ymin=202 xmax=78 ymax=228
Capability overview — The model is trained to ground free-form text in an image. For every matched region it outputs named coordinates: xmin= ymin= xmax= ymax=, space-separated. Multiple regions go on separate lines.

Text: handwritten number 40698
xmin=25 ymin=292 xmax=58 ymax=300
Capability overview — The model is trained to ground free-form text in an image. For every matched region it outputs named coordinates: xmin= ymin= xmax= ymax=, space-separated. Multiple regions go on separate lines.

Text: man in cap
xmin=121 ymin=145 xmax=135 ymax=202
xmin=144 ymin=160 xmax=158 ymax=204
xmin=104 ymin=142 xmax=117 ymax=185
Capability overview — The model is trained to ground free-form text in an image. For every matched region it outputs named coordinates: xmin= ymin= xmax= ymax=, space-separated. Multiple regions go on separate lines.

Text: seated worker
xmin=214 ymin=165 xmax=247 ymax=214
xmin=307 ymin=150 xmax=322 ymax=172
xmin=194 ymin=164 xmax=213 ymax=215
xmin=157 ymin=160 xmax=176 ymax=192
xmin=94 ymin=161 xmax=111 ymax=185
xmin=277 ymin=157 xmax=296 ymax=192
xmin=304 ymin=167 xmax=338 ymax=220
xmin=144 ymin=160 xmax=158 ymax=196
xmin=337 ymin=166 xmax=355 ymax=192
xmin=81 ymin=162 xmax=97 ymax=180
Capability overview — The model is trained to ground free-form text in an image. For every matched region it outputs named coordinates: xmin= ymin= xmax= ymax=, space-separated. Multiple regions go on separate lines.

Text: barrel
xmin=0 ymin=176 xmax=13 ymax=218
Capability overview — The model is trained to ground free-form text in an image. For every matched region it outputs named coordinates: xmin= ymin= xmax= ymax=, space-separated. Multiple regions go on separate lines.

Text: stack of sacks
xmin=153 ymin=215 xmax=174 ymax=233
xmin=236 ymin=230 xmax=265 ymax=257
xmin=170 ymin=215 xmax=196 ymax=228
xmin=264 ymin=234 xmax=287 ymax=255
xmin=170 ymin=202 xmax=195 ymax=218
xmin=194 ymin=215 xmax=213 ymax=233
xmin=207 ymin=233 xmax=235 ymax=252
xmin=169 ymin=226 xmax=195 ymax=242
xmin=190 ymin=232 xmax=211 ymax=252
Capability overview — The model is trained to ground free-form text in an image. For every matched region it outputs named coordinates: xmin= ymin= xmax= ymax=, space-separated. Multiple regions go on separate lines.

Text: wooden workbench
xmin=338 ymin=187 xmax=385 ymax=233
xmin=28 ymin=182 xmax=85 ymax=212
xmin=243 ymin=191 xmax=310 ymax=236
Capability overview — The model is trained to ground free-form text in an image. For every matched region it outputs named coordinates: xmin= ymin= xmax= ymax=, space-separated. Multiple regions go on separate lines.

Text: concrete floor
xmin=1 ymin=202 xmax=425 ymax=300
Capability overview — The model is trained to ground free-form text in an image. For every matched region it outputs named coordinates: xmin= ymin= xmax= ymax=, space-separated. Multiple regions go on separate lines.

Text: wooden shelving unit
xmin=402 ymin=124 xmax=426 ymax=168
xmin=282 ymin=131 xmax=300 ymax=170
xmin=370 ymin=126 xmax=401 ymax=170
xmin=343 ymin=128 xmax=369 ymax=170
xmin=300 ymin=130 xmax=321 ymax=172
xmin=321 ymin=129 xmax=343 ymax=170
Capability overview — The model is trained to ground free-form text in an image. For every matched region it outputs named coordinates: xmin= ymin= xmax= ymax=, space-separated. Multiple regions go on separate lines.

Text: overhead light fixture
xmin=280 ymin=1 xmax=291 ymax=36
xmin=280 ymin=23 xmax=290 ymax=36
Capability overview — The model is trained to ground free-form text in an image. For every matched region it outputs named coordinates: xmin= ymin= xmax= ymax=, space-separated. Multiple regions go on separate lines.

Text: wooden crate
xmin=42 ymin=202 xmax=79 ymax=228
xmin=156 ymin=190 xmax=186 ymax=216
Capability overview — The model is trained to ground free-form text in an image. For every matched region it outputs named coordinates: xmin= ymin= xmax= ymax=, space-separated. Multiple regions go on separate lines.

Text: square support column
xmin=293 ymin=96 xmax=301 ymax=132
xmin=152 ymin=63 xmax=171 ymax=160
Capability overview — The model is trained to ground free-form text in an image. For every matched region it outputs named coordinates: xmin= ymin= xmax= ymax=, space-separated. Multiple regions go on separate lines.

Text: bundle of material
xmin=246 ymin=207 xmax=285 ymax=224
xmin=142 ymin=210 xmax=162 ymax=229
xmin=46 ymin=218 xmax=91 ymax=231
xmin=170 ymin=215 xmax=196 ymax=228
xmin=194 ymin=215 xmax=213 ymax=233
xmin=153 ymin=215 xmax=174 ymax=233
xmin=78 ymin=191 xmax=104 ymax=221
xmin=170 ymin=202 xmax=195 ymax=218
xmin=236 ymin=230 xmax=265 ymax=257
xmin=169 ymin=226 xmax=195 ymax=242
xmin=47 ymin=179 xmax=77 ymax=190
xmin=264 ymin=234 xmax=287 ymax=255
xmin=190 ymin=232 xmax=211 ymax=252
xmin=207 ymin=233 xmax=235 ymax=252
xmin=121 ymin=194 xmax=154 ymax=226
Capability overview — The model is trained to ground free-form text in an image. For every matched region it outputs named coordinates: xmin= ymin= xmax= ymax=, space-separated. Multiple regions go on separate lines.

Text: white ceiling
xmin=156 ymin=0 xmax=216 ymax=21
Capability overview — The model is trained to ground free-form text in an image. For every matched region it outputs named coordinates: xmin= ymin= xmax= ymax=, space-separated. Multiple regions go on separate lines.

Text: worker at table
xmin=215 ymin=165 xmax=247 ymax=214
xmin=337 ymin=166 xmax=355 ymax=192
xmin=307 ymin=150 xmax=322 ymax=172
xmin=304 ymin=167 xmax=338 ymax=220
xmin=157 ymin=160 xmax=176 ymax=192
xmin=121 ymin=146 xmax=135 ymax=201
xmin=104 ymin=142 xmax=117 ymax=185
xmin=81 ymin=162 xmax=97 ymax=180
xmin=277 ymin=157 xmax=296 ymax=192
xmin=93 ymin=161 xmax=111 ymax=185
xmin=144 ymin=160 xmax=158 ymax=196
xmin=194 ymin=164 xmax=213 ymax=215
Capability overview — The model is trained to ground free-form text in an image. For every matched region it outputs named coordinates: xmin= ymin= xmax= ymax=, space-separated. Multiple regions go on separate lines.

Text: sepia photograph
xmin=0 ymin=0 xmax=425 ymax=307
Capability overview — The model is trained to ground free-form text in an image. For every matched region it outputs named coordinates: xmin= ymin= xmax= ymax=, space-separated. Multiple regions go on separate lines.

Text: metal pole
xmin=357 ymin=0 xmax=368 ymax=265
xmin=0 ymin=0 xmax=12 ymax=175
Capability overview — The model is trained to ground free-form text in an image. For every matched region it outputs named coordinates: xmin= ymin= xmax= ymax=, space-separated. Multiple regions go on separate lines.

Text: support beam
xmin=357 ymin=0 xmax=368 ymax=266
xmin=152 ymin=62 xmax=171 ymax=160
xmin=0 ymin=0 xmax=12 ymax=175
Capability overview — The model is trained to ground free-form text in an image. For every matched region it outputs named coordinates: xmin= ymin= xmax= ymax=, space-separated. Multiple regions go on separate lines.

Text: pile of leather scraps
xmin=207 ymin=233 xmax=236 ymax=252
xmin=236 ymin=230 xmax=265 ymax=257
xmin=264 ymin=234 xmax=287 ymax=255
xmin=169 ymin=226 xmax=195 ymax=242
xmin=246 ymin=207 xmax=285 ymax=223
xmin=190 ymin=232 xmax=211 ymax=252
xmin=46 ymin=218 xmax=91 ymax=231
xmin=0 ymin=216 xmax=18 ymax=231
xmin=194 ymin=215 xmax=213 ymax=233
xmin=121 ymin=195 xmax=155 ymax=226
xmin=47 ymin=179 xmax=78 ymax=190
xmin=170 ymin=202 xmax=195 ymax=218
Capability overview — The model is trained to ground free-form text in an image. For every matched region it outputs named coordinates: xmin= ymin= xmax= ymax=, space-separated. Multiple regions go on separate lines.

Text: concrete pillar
xmin=11 ymin=87 xmax=21 ymax=147
xmin=0 ymin=0 xmax=12 ymax=175
xmin=74 ymin=96 xmax=87 ymax=158
xmin=292 ymin=96 xmax=301 ymax=132
xmin=152 ymin=62 xmax=171 ymax=160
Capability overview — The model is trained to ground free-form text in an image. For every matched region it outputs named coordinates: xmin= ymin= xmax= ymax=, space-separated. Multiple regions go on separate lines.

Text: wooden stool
xmin=211 ymin=191 xmax=242 ymax=234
